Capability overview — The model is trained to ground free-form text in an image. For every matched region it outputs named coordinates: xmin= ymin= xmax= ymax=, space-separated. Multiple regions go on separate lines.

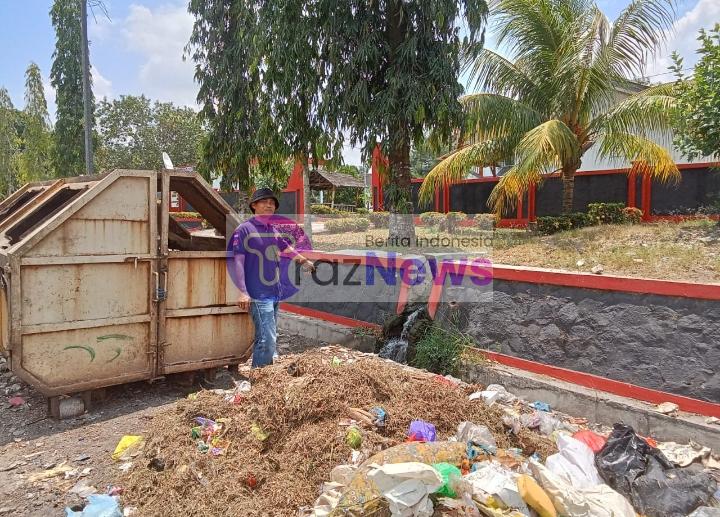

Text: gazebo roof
xmin=309 ymin=167 xmax=365 ymax=190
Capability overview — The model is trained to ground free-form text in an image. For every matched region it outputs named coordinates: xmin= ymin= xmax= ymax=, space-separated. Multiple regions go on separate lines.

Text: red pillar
xmin=627 ymin=171 xmax=637 ymax=208
xmin=528 ymin=183 xmax=537 ymax=222
xmin=641 ymin=173 xmax=652 ymax=221
xmin=516 ymin=194 xmax=524 ymax=220
xmin=371 ymin=146 xmax=387 ymax=211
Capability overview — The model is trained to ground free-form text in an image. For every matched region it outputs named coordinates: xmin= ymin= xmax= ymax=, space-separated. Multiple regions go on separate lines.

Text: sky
xmin=0 ymin=0 xmax=717 ymax=166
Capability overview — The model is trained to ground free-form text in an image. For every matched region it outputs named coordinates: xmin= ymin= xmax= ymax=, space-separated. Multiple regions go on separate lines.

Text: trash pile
xmin=117 ymin=347 xmax=719 ymax=517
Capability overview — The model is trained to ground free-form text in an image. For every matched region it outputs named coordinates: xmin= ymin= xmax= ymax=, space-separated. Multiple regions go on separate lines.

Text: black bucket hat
xmin=248 ymin=188 xmax=280 ymax=212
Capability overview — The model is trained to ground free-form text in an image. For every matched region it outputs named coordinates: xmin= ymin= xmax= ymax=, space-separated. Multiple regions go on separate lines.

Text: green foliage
xmin=311 ymin=204 xmax=341 ymax=215
xmin=421 ymin=0 xmax=679 ymax=216
xmin=671 ymin=25 xmax=720 ymax=160
xmin=536 ymin=212 xmax=589 ymax=235
xmin=324 ymin=217 xmax=370 ymax=233
xmin=368 ymin=211 xmax=390 ymax=228
xmin=622 ymin=207 xmax=643 ymax=224
xmin=95 ymin=95 xmax=205 ymax=172
xmin=18 ymin=63 xmax=54 ymax=183
xmin=51 ymin=0 xmax=93 ymax=177
xmin=0 ymin=88 xmax=20 ymax=196
xmin=441 ymin=211 xmax=467 ymax=232
xmin=171 ymin=211 xmax=202 ymax=219
xmin=587 ymin=203 xmax=626 ymax=225
xmin=355 ymin=207 xmax=369 ymax=214
xmin=419 ymin=211 xmax=445 ymax=227
xmin=411 ymin=325 xmax=467 ymax=376
xmin=475 ymin=213 xmax=496 ymax=230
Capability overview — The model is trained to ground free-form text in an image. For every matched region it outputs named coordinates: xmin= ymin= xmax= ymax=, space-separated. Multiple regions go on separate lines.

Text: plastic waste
xmin=407 ymin=420 xmax=436 ymax=442
xmin=366 ymin=462 xmax=443 ymax=517
xmin=432 ymin=462 xmax=461 ymax=498
xmin=370 ymin=407 xmax=387 ymax=428
xmin=529 ymin=460 xmax=636 ymax=517
xmin=111 ymin=436 xmax=142 ymax=461
xmin=657 ymin=441 xmax=711 ymax=467
xmin=65 ymin=495 xmax=122 ymax=517
xmin=572 ymin=430 xmax=606 ymax=453
xmin=463 ymin=461 xmax=530 ymax=514
xmin=250 ymin=422 xmax=269 ymax=442
xmin=456 ymin=421 xmax=497 ymax=449
xmin=485 ymin=384 xmax=517 ymax=403
xmin=545 ymin=434 xmax=602 ymax=489
xmin=630 ymin=455 xmax=717 ymax=517
xmin=595 ymin=424 xmax=716 ymax=517
xmin=537 ymin=412 xmax=564 ymax=436
xmin=345 ymin=427 xmax=362 ymax=450
xmin=517 ymin=475 xmax=556 ymax=517
xmin=531 ymin=401 xmax=551 ymax=412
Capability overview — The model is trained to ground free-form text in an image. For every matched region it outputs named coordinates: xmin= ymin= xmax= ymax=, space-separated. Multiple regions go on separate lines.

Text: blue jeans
xmin=250 ymin=299 xmax=279 ymax=368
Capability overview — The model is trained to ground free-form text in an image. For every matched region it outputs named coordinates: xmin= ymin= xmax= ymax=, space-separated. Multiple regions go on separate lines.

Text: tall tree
xmin=95 ymin=95 xmax=205 ymax=171
xmin=671 ymin=24 xmax=720 ymax=161
xmin=0 ymin=88 xmax=19 ymax=197
xmin=421 ymin=0 xmax=680 ymax=215
xmin=187 ymin=0 xmax=264 ymax=196
xmin=51 ymin=0 xmax=94 ymax=177
xmin=317 ymin=0 xmax=488 ymax=240
xmin=18 ymin=62 xmax=54 ymax=183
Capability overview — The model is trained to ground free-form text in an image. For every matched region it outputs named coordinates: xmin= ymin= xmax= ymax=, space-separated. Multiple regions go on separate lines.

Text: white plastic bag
xmin=366 ymin=462 xmax=443 ymax=517
xmin=456 ymin=421 xmax=497 ymax=449
xmin=529 ymin=459 xmax=635 ymax=517
xmin=463 ymin=462 xmax=531 ymax=515
xmin=545 ymin=434 xmax=602 ymax=488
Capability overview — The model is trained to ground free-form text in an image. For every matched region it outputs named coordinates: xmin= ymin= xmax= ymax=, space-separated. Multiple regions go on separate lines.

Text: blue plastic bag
xmin=407 ymin=420 xmax=436 ymax=442
xmin=65 ymin=495 xmax=122 ymax=517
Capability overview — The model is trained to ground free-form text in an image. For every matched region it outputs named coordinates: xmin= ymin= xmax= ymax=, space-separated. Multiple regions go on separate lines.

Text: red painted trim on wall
xmin=280 ymin=303 xmax=381 ymax=329
xmin=482 ymin=350 xmax=720 ymax=418
xmin=489 ymin=264 xmax=720 ymax=301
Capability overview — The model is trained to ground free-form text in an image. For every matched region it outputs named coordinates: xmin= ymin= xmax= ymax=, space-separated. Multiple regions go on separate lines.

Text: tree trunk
xmin=387 ymin=132 xmax=416 ymax=243
xmin=301 ymin=157 xmax=313 ymax=241
xmin=331 ymin=187 xmax=335 ymax=209
xmin=561 ymin=166 xmax=576 ymax=214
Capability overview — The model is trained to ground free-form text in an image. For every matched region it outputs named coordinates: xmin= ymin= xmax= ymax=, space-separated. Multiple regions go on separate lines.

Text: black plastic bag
xmin=595 ymin=424 xmax=718 ymax=517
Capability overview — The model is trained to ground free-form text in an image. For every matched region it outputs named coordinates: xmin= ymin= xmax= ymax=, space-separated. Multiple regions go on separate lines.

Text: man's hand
xmin=236 ymin=292 xmax=251 ymax=312
xmin=301 ymin=260 xmax=315 ymax=273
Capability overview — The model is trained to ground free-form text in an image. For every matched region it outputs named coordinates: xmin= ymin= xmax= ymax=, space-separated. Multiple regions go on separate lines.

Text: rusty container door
xmin=11 ymin=172 xmax=159 ymax=396
xmin=157 ymin=172 xmax=253 ymax=374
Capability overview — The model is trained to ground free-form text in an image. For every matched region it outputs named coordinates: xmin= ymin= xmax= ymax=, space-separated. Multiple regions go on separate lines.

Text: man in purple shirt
xmin=232 ymin=188 xmax=314 ymax=367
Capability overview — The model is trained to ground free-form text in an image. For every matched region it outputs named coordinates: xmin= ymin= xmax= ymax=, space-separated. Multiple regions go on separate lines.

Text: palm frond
xmin=592 ymin=92 xmax=677 ymax=140
xmin=487 ymin=165 xmax=543 ymax=216
xmin=605 ymin=0 xmax=675 ymax=78
xmin=418 ymin=139 xmax=515 ymax=204
xmin=597 ymin=132 xmax=680 ymax=183
xmin=514 ymin=119 xmax=580 ymax=174
xmin=460 ymin=93 xmax=543 ymax=143
xmin=463 ymin=49 xmax=538 ymax=101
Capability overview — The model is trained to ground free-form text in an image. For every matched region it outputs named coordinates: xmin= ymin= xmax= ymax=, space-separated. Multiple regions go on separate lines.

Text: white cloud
xmin=646 ymin=0 xmax=720 ymax=79
xmin=92 ymin=65 xmax=113 ymax=100
xmin=122 ymin=3 xmax=198 ymax=107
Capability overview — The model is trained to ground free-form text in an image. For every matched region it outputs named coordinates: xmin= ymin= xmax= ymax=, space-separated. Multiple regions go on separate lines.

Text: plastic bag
xmin=545 ymin=434 xmax=602 ymax=489
xmin=529 ymin=459 xmax=635 ymax=517
xmin=432 ymin=462 xmax=462 ymax=498
xmin=572 ymin=430 xmax=606 ymax=453
xmin=456 ymin=421 xmax=497 ymax=449
xmin=630 ymin=455 xmax=717 ymax=517
xmin=594 ymin=423 xmax=672 ymax=496
xmin=111 ymin=436 xmax=142 ymax=461
xmin=688 ymin=508 xmax=720 ymax=517
xmin=596 ymin=424 xmax=716 ymax=517
xmin=366 ymin=462 xmax=443 ymax=517
xmin=346 ymin=427 xmax=362 ymax=449
xmin=463 ymin=461 xmax=530 ymax=514
xmin=407 ymin=420 xmax=436 ymax=442
xmin=65 ymin=495 xmax=122 ymax=517
xmin=517 ymin=475 xmax=556 ymax=517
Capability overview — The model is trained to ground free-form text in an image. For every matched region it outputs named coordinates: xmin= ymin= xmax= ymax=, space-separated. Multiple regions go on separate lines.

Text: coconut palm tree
xmin=420 ymin=0 xmax=680 ymax=215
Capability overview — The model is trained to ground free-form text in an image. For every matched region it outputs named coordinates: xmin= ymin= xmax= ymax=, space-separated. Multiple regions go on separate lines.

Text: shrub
xmin=587 ymin=202 xmax=625 ymax=225
xmin=355 ymin=207 xmax=369 ymax=214
xmin=567 ymin=212 xmax=591 ymax=229
xmin=411 ymin=325 xmax=468 ymax=376
xmin=311 ymin=204 xmax=341 ymax=215
xmin=622 ymin=207 xmax=643 ymax=224
xmin=368 ymin=211 xmax=390 ymax=228
xmin=171 ymin=211 xmax=202 ymax=219
xmin=440 ymin=211 xmax=467 ymax=232
xmin=536 ymin=215 xmax=573 ymax=235
xmin=419 ymin=211 xmax=445 ymax=227
xmin=324 ymin=217 xmax=370 ymax=233
xmin=475 ymin=213 xmax=496 ymax=230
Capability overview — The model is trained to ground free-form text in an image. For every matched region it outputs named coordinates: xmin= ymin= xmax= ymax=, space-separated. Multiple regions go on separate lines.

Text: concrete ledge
xmin=460 ymin=361 xmax=720 ymax=450
xmin=278 ymin=311 xmax=376 ymax=353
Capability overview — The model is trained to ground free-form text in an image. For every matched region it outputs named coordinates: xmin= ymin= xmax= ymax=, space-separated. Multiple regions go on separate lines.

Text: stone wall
xmin=447 ymin=280 xmax=720 ymax=403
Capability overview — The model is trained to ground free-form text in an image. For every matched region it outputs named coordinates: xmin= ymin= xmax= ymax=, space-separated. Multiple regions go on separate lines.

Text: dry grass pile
xmin=122 ymin=348 xmax=554 ymax=517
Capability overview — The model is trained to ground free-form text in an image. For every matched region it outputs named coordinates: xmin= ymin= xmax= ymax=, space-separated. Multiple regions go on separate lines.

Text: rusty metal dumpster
xmin=0 ymin=169 xmax=252 ymax=412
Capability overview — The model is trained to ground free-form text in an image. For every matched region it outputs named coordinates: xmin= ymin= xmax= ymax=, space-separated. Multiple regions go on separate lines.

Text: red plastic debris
xmin=572 ymin=429 xmax=607 ymax=453
xmin=8 ymin=396 xmax=25 ymax=407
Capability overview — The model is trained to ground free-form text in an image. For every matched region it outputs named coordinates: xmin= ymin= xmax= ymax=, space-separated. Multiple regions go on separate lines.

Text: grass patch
xmin=411 ymin=325 xmax=473 ymax=376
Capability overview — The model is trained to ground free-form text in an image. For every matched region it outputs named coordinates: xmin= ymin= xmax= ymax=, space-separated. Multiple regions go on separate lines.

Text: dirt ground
xmin=0 ymin=332 xmax=321 ymax=517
